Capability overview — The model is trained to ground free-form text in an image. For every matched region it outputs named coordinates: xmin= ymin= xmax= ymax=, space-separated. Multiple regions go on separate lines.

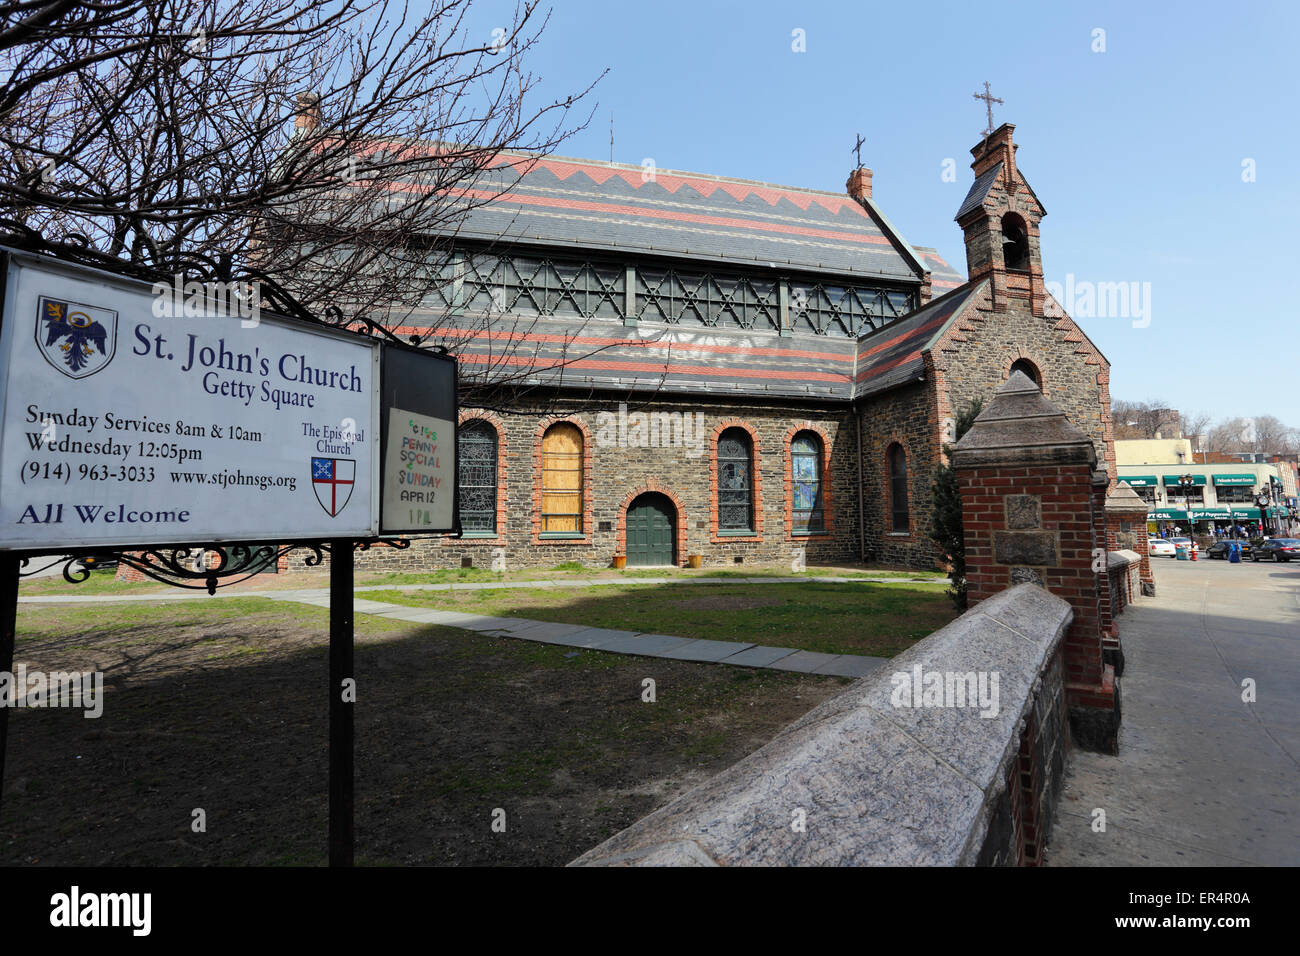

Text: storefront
xmin=1146 ymin=507 xmax=1188 ymax=535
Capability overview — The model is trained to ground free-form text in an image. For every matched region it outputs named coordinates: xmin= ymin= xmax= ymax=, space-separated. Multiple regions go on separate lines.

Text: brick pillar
xmin=951 ymin=371 xmax=1121 ymax=754
xmin=1106 ymin=482 xmax=1154 ymax=596
xmin=1092 ymin=468 xmax=1113 ymax=651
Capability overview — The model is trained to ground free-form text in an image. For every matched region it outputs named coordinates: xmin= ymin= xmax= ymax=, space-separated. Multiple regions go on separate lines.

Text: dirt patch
xmin=2 ymin=598 xmax=846 ymax=866
xmin=671 ymin=594 xmax=785 ymax=612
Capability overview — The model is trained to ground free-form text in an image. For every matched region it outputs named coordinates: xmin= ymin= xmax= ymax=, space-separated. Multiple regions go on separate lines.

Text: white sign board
xmin=0 ymin=253 xmax=380 ymax=549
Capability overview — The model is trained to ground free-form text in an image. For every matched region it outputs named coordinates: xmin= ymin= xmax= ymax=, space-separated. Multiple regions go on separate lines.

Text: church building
xmin=358 ymin=122 xmax=1116 ymax=572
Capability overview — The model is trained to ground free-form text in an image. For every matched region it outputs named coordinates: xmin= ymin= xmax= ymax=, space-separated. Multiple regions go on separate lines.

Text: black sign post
xmin=0 ymin=553 xmax=17 ymax=824
xmin=329 ymin=538 xmax=355 ymax=867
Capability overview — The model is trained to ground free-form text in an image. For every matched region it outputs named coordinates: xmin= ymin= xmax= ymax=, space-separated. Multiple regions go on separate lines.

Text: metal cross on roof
xmin=973 ymin=81 xmax=1003 ymax=136
xmin=852 ymin=133 xmax=865 ymax=168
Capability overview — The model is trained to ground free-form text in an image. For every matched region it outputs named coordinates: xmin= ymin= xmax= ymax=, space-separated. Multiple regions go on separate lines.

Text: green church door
xmin=626 ymin=494 xmax=676 ymax=567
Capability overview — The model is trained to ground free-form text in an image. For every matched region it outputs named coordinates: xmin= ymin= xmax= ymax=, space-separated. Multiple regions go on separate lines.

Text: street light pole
xmin=1179 ymin=474 xmax=1195 ymax=541
xmin=1255 ymin=491 xmax=1271 ymax=538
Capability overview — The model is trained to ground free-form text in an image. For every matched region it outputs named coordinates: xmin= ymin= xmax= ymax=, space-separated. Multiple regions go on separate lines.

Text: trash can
xmin=1228 ymin=545 xmax=1241 ymax=564
xmin=1176 ymin=544 xmax=1190 ymax=561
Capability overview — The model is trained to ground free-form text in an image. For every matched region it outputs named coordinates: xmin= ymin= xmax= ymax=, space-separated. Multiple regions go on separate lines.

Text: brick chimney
xmin=846 ymin=167 xmax=873 ymax=200
xmin=295 ymin=92 xmax=321 ymax=133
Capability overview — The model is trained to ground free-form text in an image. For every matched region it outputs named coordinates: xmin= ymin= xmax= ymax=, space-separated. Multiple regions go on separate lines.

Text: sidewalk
xmin=1046 ymin=559 xmax=1300 ymax=865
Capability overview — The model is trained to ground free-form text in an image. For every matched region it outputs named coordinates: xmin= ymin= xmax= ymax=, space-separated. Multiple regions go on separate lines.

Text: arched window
xmin=1009 ymin=358 xmax=1041 ymax=388
xmin=888 ymin=443 xmax=909 ymax=533
xmin=718 ymin=428 xmax=754 ymax=533
xmin=541 ymin=422 xmax=583 ymax=534
xmin=1001 ymin=213 xmax=1030 ymax=271
xmin=458 ymin=420 xmax=499 ymax=534
xmin=791 ymin=432 xmax=825 ymax=534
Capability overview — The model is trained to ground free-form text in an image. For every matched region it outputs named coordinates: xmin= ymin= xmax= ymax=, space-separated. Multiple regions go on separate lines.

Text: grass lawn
xmin=2 ymin=597 xmax=847 ymax=866
xmin=18 ymin=561 xmax=945 ymax=599
xmin=367 ymin=579 xmax=957 ymax=658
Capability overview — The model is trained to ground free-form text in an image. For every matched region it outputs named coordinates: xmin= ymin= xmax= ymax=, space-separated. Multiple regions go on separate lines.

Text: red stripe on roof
xmin=456 ymin=352 xmax=850 ymax=383
xmin=856 ymin=305 xmax=959 ymax=364
xmin=854 ymin=349 xmax=925 ymax=383
xmin=397 ymin=326 xmax=854 ymax=364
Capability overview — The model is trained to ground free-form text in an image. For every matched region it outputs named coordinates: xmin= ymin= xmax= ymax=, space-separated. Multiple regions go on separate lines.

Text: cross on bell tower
xmin=851 ymin=133 xmax=865 ymax=168
xmin=973 ymin=81 xmax=1003 ymax=137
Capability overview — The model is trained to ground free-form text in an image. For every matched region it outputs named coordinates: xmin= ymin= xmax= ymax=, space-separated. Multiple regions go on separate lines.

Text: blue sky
xmin=467 ymin=0 xmax=1300 ymax=426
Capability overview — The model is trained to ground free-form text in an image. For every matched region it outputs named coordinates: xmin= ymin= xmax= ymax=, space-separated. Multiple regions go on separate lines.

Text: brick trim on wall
xmin=452 ymin=409 xmax=508 ymax=546
xmin=1001 ymin=349 xmax=1051 ymax=397
xmin=531 ymin=415 xmax=595 ymax=546
xmin=616 ymin=479 xmax=690 ymax=567
xmin=783 ymin=422 xmax=834 ymax=541
xmin=709 ymin=419 xmax=763 ymax=544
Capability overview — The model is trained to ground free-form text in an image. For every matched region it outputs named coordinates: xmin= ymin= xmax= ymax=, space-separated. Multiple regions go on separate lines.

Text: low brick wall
xmin=572 ymin=583 xmax=1073 ymax=866
xmin=1106 ymin=549 xmax=1140 ymax=620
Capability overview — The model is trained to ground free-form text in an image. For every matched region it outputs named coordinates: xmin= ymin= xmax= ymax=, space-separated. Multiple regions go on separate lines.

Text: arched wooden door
xmin=625 ymin=493 xmax=676 ymax=567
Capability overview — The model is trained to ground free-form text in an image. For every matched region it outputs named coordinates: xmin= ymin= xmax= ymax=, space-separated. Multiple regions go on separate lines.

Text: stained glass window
xmin=458 ymin=420 xmax=498 ymax=534
xmin=889 ymin=444 xmax=909 ymax=533
xmin=718 ymin=428 xmax=754 ymax=533
xmin=792 ymin=432 xmax=824 ymax=534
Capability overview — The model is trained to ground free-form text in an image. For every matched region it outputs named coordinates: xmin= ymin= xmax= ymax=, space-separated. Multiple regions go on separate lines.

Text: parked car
xmin=1205 ymin=540 xmax=1253 ymax=560
xmin=1148 ymin=538 xmax=1176 ymax=557
xmin=74 ymin=554 xmax=119 ymax=571
xmin=1252 ymin=539 xmax=1300 ymax=562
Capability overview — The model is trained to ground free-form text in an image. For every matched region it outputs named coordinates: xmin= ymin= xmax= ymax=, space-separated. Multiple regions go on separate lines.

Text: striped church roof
xmin=853 ymin=280 xmax=988 ymax=398
xmin=444 ymin=153 xmax=924 ymax=282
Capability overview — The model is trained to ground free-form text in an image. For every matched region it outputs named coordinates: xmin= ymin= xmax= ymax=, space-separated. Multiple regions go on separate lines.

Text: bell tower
xmin=955 ymin=123 xmax=1047 ymax=315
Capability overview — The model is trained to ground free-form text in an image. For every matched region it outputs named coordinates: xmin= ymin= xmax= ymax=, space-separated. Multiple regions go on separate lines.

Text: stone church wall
xmin=856 ymin=380 xmax=943 ymax=570
xmin=310 ymin=395 xmax=869 ymax=573
xmin=932 ymin=294 xmax=1114 ymax=482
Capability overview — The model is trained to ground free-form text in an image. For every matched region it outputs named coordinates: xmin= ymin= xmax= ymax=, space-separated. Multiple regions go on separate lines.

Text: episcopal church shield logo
xmin=35 ymin=295 xmax=117 ymax=379
xmin=311 ymin=457 xmax=356 ymax=517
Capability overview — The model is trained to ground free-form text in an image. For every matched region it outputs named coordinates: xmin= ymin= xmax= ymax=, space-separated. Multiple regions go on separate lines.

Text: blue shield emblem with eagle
xmin=35 ymin=296 xmax=117 ymax=379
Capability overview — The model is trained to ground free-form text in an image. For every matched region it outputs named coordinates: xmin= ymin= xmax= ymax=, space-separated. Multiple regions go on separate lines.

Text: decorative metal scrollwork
xmin=18 ymin=538 xmax=411 ymax=595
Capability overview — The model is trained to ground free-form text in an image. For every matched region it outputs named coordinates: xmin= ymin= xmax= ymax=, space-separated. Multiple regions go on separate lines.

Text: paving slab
xmin=766 ymin=650 xmax=843 ymax=674
xmin=658 ymin=639 xmax=756 ymax=662
xmin=717 ymin=645 xmax=799 ymax=668
xmin=588 ymin=633 xmax=696 ymax=656
xmin=353 ymin=598 xmax=401 ymax=613
xmin=813 ymin=655 xmax=888 ymax=678
xmin=489 ymin=620 xmax=592 ymax=642
xmin=374 ymin=608 xmax=487 ymax=626
xmin=552 ymin=627 xmax=644 ymax=649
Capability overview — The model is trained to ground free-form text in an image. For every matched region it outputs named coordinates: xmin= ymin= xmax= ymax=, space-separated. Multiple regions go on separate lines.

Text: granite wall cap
xmin=951 ymin=372 xmax=1096 ymax=470
xmin=1105 ymin=481 xmax=1148 ymax=511
xmin=1107 ymin=549 xmax=1141 ymax=569
xmin=571 ymin=584 xmax=1073 ymax=867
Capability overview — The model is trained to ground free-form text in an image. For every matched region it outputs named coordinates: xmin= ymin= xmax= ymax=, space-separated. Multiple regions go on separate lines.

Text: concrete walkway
xmin=20 ymin=575 xmax=900 ymax=678
xmin=1047 ymin=557 xmax=1300 ymax=865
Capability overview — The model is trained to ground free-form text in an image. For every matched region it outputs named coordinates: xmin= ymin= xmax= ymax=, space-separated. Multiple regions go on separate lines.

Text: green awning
xmin=1162 ymin=474 xmax=1207 ymax=486
xmin=1211 ymin=474 xmax=1256 ymax=486
xmin=1119 ymin=475 xmax=1159 ymax=487
xmin=1148 ymin=508 xmax=1188 ymax=521
xmin=1188 ymin=508 xmax=1233 ymax=520
xmin=1222 ymin=508 xmax=1261 ymax=520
